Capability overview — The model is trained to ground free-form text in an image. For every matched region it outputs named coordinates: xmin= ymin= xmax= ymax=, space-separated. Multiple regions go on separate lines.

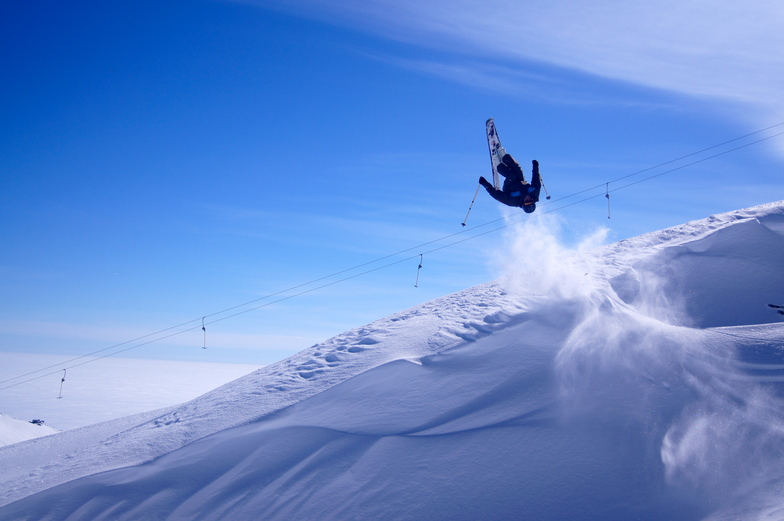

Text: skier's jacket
xmin=482 ymin=158 xmax=541 ymax=208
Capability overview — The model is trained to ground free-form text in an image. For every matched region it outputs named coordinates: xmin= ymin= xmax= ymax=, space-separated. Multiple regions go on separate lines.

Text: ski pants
xmin=497 ymin=155 xmax=525 ymax=192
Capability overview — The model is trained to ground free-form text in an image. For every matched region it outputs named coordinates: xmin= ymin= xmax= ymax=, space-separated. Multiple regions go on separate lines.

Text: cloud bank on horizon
xmin=250 ymin=0 xmax=784 ymax=130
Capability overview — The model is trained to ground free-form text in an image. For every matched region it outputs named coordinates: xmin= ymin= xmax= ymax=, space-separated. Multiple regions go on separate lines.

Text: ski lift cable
xmin=0 ymin=252 xmax=437 ymax=391
xmin=558 ymin=120 xmax=784 ymax=203
xmin=0 ymin=222 xmax=494 ymax=386
xmin=0 ymin=212 xmax=520 ymax=386
xmin=606 ymin=129 xmax=784 ymax=193
xmin=0 ymin=225 xmax=490 ymax=386
xmin=1 ymin=124 xmax=783 ymax=391
xmin=2 ymin=124 xmax=783 ymax=389
xmin=0 ymin=316 xmax=205 ymax=385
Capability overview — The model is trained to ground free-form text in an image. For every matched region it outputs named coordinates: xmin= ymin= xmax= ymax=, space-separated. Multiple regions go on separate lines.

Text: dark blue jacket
xmin=481 ymin=158 xmax=541 ymax=208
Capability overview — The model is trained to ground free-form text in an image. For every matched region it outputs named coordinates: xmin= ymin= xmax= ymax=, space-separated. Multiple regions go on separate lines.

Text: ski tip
xmin=486 ymin=117 xmax=494 ymax=124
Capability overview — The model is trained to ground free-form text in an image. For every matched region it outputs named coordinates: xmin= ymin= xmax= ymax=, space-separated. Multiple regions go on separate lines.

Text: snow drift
xmin=1 ymin=201 xmax=784 ymax=521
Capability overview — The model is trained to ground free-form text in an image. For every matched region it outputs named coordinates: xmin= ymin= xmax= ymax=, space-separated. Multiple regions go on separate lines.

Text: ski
xmin=486 ymin=118 xmax=505 ymax=189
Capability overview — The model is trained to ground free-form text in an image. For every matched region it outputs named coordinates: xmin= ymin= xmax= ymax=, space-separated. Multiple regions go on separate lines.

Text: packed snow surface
xmin=1 ymin=201 xmax=784 ymax=520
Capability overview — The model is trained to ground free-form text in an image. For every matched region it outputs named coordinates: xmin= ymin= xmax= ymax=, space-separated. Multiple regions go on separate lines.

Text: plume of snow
xmin=490 ymin=212 xmax=608 ymax=301
xmin=492 ymin=209 xmax=784 ymax=515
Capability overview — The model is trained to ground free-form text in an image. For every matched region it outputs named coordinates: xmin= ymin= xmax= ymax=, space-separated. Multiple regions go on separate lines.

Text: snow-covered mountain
xmin=0 ymin=415 xmax=58 ymax=447
xmin=1 ymin=201 xmax=784 ymax=521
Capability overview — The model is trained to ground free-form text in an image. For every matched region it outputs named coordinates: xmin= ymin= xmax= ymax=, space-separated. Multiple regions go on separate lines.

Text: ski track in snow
xmin=1 ymin=201 xmax=784 ymax=520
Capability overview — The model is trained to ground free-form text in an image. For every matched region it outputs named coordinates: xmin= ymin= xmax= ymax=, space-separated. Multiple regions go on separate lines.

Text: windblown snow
xmin=2 ymin=201 xmax=784 ymax=521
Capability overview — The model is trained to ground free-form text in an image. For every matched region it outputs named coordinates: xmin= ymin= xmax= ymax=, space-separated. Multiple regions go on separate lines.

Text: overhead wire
xmin=2 ymin=122 xmax=783 ymax=391
xmin=556 ymin=120 xmax=784 ymax=204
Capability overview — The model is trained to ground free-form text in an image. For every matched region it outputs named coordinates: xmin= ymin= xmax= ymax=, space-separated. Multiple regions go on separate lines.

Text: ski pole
xmin=540 ymin=176 xmax=551 ymax=200
xmin=462 ymin=183 xmax=481 ymax=226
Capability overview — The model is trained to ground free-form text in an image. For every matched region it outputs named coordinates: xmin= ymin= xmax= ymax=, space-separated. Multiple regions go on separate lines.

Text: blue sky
xmin=1 ymin=0 xmax=783 ymax=374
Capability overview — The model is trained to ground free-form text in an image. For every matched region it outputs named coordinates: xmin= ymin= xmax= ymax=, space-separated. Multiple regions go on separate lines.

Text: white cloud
xmin=251 ymin=0 xmax=784 ymax=127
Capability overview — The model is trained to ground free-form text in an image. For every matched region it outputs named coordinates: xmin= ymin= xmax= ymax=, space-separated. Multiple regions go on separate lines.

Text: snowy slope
xmin=0 ymin=415 xmax=57 ymax=447
xmin=1 ymin=201 xmax=784 ymax=520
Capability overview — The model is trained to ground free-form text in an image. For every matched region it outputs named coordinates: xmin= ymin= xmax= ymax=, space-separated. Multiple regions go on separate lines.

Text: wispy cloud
xmin=248 ymin=0 xmax=784 ymax=125
xmin=366 ymin=54 xmax=573 ymax=102
xmin=362 ymin=53 xmax=680 ymax=109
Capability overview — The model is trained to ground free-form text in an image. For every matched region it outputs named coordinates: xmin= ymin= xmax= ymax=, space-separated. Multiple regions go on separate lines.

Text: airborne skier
xmin=479 ymin=118 xmax=542 ymax=214
xmin=479 ymin=155 xmax=541 ymax=213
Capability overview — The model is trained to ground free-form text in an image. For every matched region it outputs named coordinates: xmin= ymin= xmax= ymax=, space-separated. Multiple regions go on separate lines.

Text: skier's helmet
xmin=523 ymin=202 xmax=536 ymax=213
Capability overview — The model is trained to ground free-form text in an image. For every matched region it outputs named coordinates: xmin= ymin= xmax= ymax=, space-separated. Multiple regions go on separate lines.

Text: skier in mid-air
xmin=479 ymin=154 xmax=541 ymax=213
